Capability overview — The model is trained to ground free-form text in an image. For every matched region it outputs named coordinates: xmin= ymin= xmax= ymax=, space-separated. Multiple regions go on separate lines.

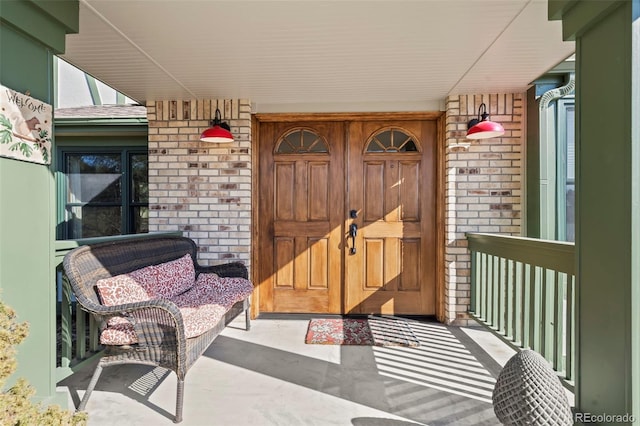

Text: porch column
xmin=550 ymin=0 xmax=639 ymax=421
xmin=0 ymin=0 xmax=79 ymax=404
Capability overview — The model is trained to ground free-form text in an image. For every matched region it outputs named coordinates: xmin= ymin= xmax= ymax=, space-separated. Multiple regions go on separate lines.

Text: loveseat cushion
xmin=100 ymin=321 xmax=139 ymax=346
xmin=170 ymin=291 xmax=229 ymax=340
xmin=100 ymin=294 xmax=228 ymax=346
xmin=99 ymin=275 xmax=252 ymax=346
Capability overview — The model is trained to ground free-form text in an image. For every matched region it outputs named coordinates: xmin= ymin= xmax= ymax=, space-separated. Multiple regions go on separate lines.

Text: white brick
xmin=443 ymin=93 xmax=523 ymax=324
xmin=148 ymin=98 xmax=252 ymax=273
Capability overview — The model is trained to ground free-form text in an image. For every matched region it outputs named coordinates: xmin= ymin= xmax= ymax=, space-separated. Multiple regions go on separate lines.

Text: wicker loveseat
xmin=62 ymin=235 xmax=253 ymax=423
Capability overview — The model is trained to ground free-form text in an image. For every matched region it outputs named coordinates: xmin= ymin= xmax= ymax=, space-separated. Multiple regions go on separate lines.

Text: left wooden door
xmin=257 ymin=121 xmax=345 ymax=313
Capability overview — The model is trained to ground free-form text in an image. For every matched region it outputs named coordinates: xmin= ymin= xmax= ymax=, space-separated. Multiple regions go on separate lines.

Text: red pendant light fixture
xmin=466 ymin=103 xmax=505 ymax=140
xmin=200 ymin=108 xmax=234 ymax=143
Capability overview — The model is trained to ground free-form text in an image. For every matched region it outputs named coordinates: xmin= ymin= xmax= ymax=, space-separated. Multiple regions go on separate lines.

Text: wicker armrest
xmin=90 ymin=299 xmax=186 ymax=351
xmin=85 ymin=298 xmax=180 ymax=317
xmin=197 ymin=262 xmax=248 ymax=279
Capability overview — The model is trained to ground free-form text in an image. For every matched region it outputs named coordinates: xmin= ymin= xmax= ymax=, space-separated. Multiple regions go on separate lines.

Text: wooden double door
xmin=257 ymin=117 xmax=437 ymax=315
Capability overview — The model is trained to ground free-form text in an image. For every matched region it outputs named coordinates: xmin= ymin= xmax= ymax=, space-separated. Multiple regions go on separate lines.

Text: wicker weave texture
xmin=492 ymin=350 xmax=572 ymax=425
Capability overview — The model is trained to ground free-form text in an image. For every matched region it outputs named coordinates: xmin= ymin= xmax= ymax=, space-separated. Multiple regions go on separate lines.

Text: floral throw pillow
xmin=153 ymin=253 xmax=196 ymax=299
xmin=95 ymin=274 xmax=152 ymax=306
xmin=194 ymin=273 xmax=254 ymax=305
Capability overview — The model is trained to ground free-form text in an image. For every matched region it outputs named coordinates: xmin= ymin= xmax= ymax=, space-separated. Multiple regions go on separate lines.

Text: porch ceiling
xmin=60 ymin=0 xmax=574 ymax=113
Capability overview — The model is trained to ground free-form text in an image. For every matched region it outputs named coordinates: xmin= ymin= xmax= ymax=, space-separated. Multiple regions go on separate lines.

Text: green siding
xmin=525 ymin=87 xmax=541 ymax=238
xmin=54 ymin=121 xmax=148 ymax=141
xmin=632 ymin=5 xmax=640 ymax=423
xmin=577 ymin=3 xmax=634 ymax=417
xmin=0 ymin=21 xmax=57 ymax=403
xmin=0 ymin=21 xmax=52 ymax=99
xmin=30 ymin=0 xmax=80 ymax=34
xmin=0 ymin=1 xmax=78 ymax=405
xmin=0 ymin=0 xmax=77 ymax=54
xmin=552 ymin=0 xmax=640 ymax=421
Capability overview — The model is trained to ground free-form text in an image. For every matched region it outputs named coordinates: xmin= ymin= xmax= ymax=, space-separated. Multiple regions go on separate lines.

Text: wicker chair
xmin=62 ymin=236 xmax=251 ymax=423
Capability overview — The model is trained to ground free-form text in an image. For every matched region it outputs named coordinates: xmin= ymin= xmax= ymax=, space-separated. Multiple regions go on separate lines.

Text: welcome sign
xmin=0 ymin=84 xmax=53 ymax=165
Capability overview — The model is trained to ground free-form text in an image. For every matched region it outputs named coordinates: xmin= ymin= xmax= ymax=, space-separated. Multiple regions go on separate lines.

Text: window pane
xmin=398 ymin=139 xmax=418 ymax=152
xmin=566 ymin=106 xmax=575 ymax=181
xmin=67 ymin=154 xmax=121 ymax=203
xmin=378 ymin=131 xmax=392 ymax=147
xmin=565 ymin=105 xmax=575 ymax=242
xmin=366 ymin=129 xmax=418 ymax=152
xmin=133 ymin=206 xmax=149 ymax=234
xmin=277 ymin=139 xmax=295 ymax=153
xmin=130 ymin=153 xmax=148 ymax=203
xmin=67 ymin=205 xmax=122 ymax=238
xmin=276 ymin=129 xmax=328 ymax=154
xmin=367 ymin=140 xmax=385 ymax=152
xmin=302 ymin=130 xmax=317 ymax=150
xmin=565 ymin=183 xmax=575 ymax=242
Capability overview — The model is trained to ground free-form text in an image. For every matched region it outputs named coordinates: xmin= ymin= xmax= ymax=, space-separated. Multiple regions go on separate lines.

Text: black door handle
xmin=349 ymin=223 xmax=358 ymax=255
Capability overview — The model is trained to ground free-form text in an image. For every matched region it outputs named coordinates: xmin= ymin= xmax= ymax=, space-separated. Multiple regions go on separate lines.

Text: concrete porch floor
xmin=58 ymin=316 xmax=519 ymax=426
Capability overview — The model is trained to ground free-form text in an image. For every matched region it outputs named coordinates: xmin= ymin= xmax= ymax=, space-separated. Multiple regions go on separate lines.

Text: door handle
xmin=349 ymin=223 xmax=358 ymax=255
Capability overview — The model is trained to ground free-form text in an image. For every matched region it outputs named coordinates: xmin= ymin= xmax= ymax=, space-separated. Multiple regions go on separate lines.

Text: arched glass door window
xmin=365 ymin=128 xmax=419 ymax=153
xmin=275 ymin=129 xmax=328 ymax=154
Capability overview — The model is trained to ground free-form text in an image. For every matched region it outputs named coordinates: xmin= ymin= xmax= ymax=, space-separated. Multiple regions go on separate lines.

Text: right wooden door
xmin=345 ymin=120 xmax=437 ymax=315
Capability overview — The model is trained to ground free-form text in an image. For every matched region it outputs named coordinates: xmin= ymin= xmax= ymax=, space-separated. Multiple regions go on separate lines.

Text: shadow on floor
xmin=201 ymin=319 xmax=500 ymax=425
xmin=59 ymin=318 xmax=503 ymax=425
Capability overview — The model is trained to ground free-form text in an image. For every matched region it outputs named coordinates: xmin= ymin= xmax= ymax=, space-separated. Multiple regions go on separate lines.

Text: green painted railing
xmin=54 ymin=232 xmax=182 ymax=381
xmin=467 ymin=233 xmax=575 ymax=387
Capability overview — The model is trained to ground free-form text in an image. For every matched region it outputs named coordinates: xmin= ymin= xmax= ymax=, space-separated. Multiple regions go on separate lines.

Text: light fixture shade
xmin=200 ymin=125 xmax=234 ymax=143
xmin=466 ymin=120 xmax=505 ymax=140
xmin=200 ymin=107 xmax=234 ymax=143
xmin=466 ymin=102 xmax=505 ymax=140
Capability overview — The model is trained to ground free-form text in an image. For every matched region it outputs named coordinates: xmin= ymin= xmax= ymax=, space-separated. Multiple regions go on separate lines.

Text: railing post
xmin=480 ymin=252 xmax=487 ymax=321
xmin=470 ymin=249 xmax=476 ymax=315
xmin=518 ymin=261 xmax=525 ymax=347
xmin=552 ymin=271 xmax=565 ymax=374
xmin=566 ymin=275 xmax=575 ymax=382
xmin=540 ymin=267 xmax=548 ymax=359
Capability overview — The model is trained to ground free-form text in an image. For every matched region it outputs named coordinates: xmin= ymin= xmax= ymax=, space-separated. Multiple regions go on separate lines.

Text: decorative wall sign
xmin=0 ymin=84 xmax=52 ymax=165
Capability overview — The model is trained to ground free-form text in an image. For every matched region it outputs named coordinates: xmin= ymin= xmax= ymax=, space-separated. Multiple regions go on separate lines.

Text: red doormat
xmin=305 ymin=317 xmax=420 ymax=347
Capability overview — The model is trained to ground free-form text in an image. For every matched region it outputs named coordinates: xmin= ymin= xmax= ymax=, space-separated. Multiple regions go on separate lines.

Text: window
xmin=58 ymin=148 xmax=148 ymax=239
xmin=275 ymin=129 xmax=328 ymax=154
xmin=557 ymin=99 xmax=575 ymax=242
xmin=526 ymin=73 xmax=575 ymax=242
xmin=366 ymin=128 xmax=418 ymax=152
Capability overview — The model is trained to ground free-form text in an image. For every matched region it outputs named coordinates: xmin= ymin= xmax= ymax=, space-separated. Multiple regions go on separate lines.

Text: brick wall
xmin=443 ymin=94 xmax=523 ymax=325
xmin=146 ymin=99 xmax=252 ymax=269
xmin=145 ymin=96 xmax=521 ymax=321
